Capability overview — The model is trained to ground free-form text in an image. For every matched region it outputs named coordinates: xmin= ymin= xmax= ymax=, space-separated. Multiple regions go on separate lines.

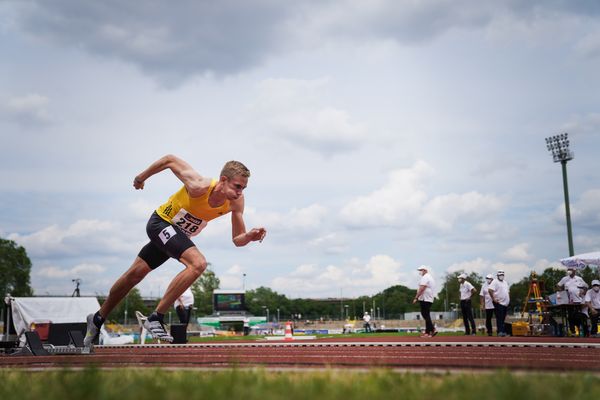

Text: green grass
xmin=0 ymin=368 xmax=597 ymax=400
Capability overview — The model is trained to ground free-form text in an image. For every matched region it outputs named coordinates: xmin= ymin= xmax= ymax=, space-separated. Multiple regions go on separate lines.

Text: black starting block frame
xmin=16 ymin=330 xmax=90 ymax=356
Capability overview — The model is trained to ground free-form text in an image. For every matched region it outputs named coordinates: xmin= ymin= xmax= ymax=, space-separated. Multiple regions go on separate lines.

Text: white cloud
xmin=1 ymin=93 xmax=51 ymax=125
xmin=502 ymin=243 xmax=532 ymax=261
xmin=254 ymin=204 xmax=328 ymax=235
xmin=340 ymin=161 xmax=506 ymax=232
xmin=248 ymin=78 xmax=369 ymax=156
xmin=554 ymin=189 xmax=600 ymax=230
xmin=576 ymin=31 xmax=600 ymax=59
xmin=340 ymin=161 xmax=432 ymax=226
xmin=8 ymin=219 xmax=141 ymax=258
xmin=36 ymin=262 xmax=106 ymax=279
xmin=271 ymin=254 xmax=406 ymax=297
xmin=308 ymin=233 xmax=349 ymax=254
xmin=561 ymin=113 xmax=600 ymax=136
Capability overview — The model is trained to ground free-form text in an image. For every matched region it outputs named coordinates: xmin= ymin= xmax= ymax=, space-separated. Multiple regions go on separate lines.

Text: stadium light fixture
xmin=545 ymin=133 xmax=575 ymax=256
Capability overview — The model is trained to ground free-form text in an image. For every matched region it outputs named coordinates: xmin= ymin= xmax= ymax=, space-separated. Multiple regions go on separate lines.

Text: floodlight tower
xmin=545 ymin=133 xmax=575 ymax=256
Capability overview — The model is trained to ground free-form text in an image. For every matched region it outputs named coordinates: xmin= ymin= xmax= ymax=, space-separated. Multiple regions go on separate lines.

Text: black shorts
xmin=138 ymin=212 xmax=195 ymax=269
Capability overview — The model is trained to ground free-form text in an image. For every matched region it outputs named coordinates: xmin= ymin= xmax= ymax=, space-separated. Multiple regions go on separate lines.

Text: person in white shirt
xmin=585 ymin=280 xmax=600 ymax=337
xmin=363 ymin=312 xmax=372 ymax=333
xmin=574 ymin=282 xmax=590 ymax=337
xmin=480 ymin=274 xmax=495 ymax=336
xmin=458 ymin=273 xmax=477 ymax=335
xmin=174 ymin=286 xmax=194 ymax=326
xmin=412 ymin=265 xmax=437 ymax=337
xmin=557 ymin=267 xmax=586 ymax=303
xmin=557 ymin=267 xmax=587 ymax=335
xmin=488 ymin=270 xmax=510 ymax=337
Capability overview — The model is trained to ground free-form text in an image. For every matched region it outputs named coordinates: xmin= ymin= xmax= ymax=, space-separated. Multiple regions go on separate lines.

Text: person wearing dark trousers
xmin=458 ymin=273 xmax=477 ymax=335
xmin=412 ymin=265 xmax=437 ymax=338
xmin=586 ymin=280 xmax=600 ymax=337
xmin=480 ymin=274 xmax=495 ymax=336
xmin=174 ymin=287 xmax=194 ymax=326
xmin=488 ymin=270 xmax=510 ymax=336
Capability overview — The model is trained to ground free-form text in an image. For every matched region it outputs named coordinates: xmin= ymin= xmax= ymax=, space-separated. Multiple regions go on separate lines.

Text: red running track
xmin=2 ymin=336 xmax=600 ymax=371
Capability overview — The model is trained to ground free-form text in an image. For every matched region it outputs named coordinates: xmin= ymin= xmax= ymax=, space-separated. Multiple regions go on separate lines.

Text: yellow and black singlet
xmin=156 ymin=180 xmax=231 ymax=237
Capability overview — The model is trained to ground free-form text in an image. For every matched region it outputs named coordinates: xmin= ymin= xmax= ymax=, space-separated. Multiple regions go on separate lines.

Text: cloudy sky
xmin=1 ymin=1 xmax=599 ymax=299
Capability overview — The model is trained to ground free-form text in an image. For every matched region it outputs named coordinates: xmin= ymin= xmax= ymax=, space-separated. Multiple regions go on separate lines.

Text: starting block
xmin=16 ymin=330 xmax=87 ymax=356
xmin=135 ymin=311 xmax=149 ymax=345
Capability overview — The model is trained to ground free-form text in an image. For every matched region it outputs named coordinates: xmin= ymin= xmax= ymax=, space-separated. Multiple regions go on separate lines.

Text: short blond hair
xmin=221 ymin=160 xmax=250 ymax=179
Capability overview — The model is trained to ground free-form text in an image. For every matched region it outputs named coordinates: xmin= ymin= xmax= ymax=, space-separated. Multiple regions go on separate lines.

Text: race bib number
xmin=173 ymin=209 xmax=207 ymax=237
xmin=159 ymin=226 xmax=177 ymax=244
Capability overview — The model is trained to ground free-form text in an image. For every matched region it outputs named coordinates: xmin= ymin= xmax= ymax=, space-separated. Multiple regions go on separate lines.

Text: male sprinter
xmin=84 ymin=155 xmax=266 ymax=346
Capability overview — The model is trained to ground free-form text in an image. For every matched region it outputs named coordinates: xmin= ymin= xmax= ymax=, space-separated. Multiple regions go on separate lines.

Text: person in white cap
xmin=363 ymin=311 xmax=372 ymax=333
xmin=480 ymin=274 xmax=495 ymax=336
xmin=458 ymin=273 xmax=477 ymax=335
xmin=573 ymin=282 xmax=590 ymax=337
xmin=585 ymin=280 xmax=600 ymax=337
xmin=488 ymin=270 xmax=510 ymax=336
xmin=557 ymin=267 xmax=587 ymax=335
xmin=412 ymin=265 xmax=437 ymax=337
xmin=557 ymin=267 xmax=586 ymax=303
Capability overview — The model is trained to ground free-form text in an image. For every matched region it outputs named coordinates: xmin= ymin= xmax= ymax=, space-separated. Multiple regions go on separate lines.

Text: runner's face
xmin=224 ymin=175 xmax=248 ymax=200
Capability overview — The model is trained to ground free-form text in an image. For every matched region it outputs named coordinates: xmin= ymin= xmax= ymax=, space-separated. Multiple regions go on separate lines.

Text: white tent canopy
xmin=9 ymin=297 xmax=133 ymax=345
xmin=560 ymin=251 xmax=600 ymax=269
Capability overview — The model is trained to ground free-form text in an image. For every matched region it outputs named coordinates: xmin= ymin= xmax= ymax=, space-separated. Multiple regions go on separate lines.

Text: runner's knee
xmin=190 ymin=258 xmax=207 ymax=277
xmin=125 ymin=261 xmax=151 ymax=284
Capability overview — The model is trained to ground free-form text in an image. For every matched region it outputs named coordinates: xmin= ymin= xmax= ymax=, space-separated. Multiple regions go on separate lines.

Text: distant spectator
xmin=174 ymin=286 xmax=194 ymax=326
xmin=243 ymin=317 xmax=250 ymax=336
xmin=363 ymin=312 xmax=372 ymax=333
xmin=573 ymin=282 xmax=590 ymax=337
xmin=458 ymin=273 xmax=477 ymax=335
xmin=412 ymin=265 xmax=437 ymax=338
xmin=557 ymin=267 xmax=587 ymax=335
xmin=585 ymin=280 xmax=600 ymax=337
xmin=488 ymin=270 xmax=510 ymax=337
xmin=480 ymin=274 xmax=495 ymax=336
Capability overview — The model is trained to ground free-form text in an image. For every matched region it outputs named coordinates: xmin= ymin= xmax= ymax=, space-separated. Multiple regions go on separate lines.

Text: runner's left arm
xmin=230 ymin=197 xmax=267 ymax=247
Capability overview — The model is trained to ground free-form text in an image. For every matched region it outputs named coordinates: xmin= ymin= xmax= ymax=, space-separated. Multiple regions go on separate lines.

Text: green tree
xmin=509 ymin=275 xmax=531 ymax=315
xmin=191 ymin=268 xmax=220 ymax=316
xmin=539 ymin=267 xmax=568 ymax=293
xmin=246 ymin=286 xmax=290 ymax=321
xmin=0 ymin=238 xmax=33 ymax=296
xmin=373 ymin=285 xmax=419 ymax=318
xmin=105 ymin=287 xmax=149 ymax=324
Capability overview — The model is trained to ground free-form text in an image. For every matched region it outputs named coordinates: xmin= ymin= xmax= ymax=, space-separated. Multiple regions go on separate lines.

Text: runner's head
xmin=220 ymin=161 xmax=250 ymax=200
xmin=221 ymin=161 xmax=250 ymax=179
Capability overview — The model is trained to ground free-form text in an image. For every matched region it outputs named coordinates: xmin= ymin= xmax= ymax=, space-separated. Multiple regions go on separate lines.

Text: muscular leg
xmin=154 ymin=247 xmax=207 ymax=314
xmin=99 ymin=257 xmax=152 ymax=319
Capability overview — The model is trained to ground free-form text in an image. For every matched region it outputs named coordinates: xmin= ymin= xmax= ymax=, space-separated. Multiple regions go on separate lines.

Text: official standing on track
xmin=84 ymin=155 xmax=267 ymax=347
xmin=480 ymin=274 xmax=495 ymax=336
xmin=458 ymin=273 xmax=477 ymax=335
xmin=585 ymin=280 xmax=600 ymax=337
xmin=557 ymin=267 xmax=587 ymax=335
xmin=413 ymin=265 xmax=437 ymax=338
xmin=488 ymin=270 xmax=510 ymax=337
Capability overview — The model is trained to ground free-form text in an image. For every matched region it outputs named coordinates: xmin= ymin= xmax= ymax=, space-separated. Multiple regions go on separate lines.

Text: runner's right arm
xmin=133 ymin=154 xmax=211 ymax=196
